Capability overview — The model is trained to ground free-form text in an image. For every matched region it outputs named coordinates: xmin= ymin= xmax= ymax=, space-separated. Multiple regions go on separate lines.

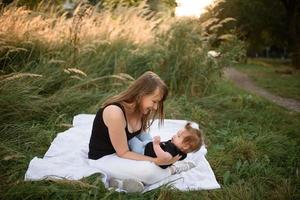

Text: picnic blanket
xmin=25 ymin=114 xmax=220 ymax=192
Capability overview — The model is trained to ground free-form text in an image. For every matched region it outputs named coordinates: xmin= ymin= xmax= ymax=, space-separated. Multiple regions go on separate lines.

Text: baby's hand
xmin=153 ymin=136 xmax=161 ymax=145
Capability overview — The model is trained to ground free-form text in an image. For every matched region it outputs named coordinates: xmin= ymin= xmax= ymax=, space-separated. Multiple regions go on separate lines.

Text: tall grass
xmin=0 ymin=2 xmax=165 ymax=45
xmin=0 ymin=2 xmax=240 ymax=96
xmin=0 ymin=2 xmax=171 ymax=75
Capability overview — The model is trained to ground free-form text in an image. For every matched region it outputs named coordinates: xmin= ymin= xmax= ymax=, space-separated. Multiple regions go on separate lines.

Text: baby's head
xmin=171 ymin=122 xmax=203 ymax=153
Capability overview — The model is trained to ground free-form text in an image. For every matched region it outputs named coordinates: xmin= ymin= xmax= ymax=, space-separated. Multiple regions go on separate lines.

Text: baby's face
xmin=171 ymin=128 xmax=190 ymax=150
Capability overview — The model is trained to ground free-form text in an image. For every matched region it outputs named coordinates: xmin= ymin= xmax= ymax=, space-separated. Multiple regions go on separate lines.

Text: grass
xmin=1 ymin=79 xmax=299 ymax=199
xmin=234 ymin=58 xmax=300 ymax=100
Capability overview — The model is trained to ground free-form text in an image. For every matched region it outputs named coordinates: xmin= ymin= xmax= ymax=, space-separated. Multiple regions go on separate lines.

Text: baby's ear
xmin=182 ymin=144 xmax=190 ymax=151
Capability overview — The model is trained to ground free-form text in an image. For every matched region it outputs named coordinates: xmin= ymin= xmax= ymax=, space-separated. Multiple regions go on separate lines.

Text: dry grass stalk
xmin=0 ymin=73 xmax=43 ymax=82
xmin=0 ymin=3 xmax=174 ymax=48
xmin=65 ymin=68 xmax=87 ymax=76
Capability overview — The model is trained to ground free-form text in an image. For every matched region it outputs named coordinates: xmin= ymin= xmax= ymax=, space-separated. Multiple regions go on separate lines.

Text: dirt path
xmin=223 ymin=67 xmax=300 ymax=112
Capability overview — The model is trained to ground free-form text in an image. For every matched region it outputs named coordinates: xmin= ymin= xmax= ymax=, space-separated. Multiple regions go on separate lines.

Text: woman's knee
xmin=139 ymin=164 xmax=170 ymax=185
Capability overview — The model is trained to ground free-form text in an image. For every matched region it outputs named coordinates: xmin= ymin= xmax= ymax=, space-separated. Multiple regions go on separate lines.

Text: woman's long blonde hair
xmin=103 ymin=71 xmax=168 ymax=131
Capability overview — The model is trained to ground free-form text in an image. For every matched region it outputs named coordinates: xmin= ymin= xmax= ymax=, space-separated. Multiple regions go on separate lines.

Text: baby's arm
xmin=153 ymin=136 xmax=173 ymax=160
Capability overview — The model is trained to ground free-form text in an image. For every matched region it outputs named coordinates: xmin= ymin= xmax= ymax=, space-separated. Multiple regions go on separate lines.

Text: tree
xmin=206 ymin=0 xmax=300 ymax=68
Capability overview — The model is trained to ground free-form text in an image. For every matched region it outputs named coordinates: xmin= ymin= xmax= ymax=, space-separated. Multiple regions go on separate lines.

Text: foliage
xmin=199 ymin=1 xmax=247 ymax=64
xmin=202 ymin=0 xmax=300 ymax=68
xmin=1 ymin=0 xmax=64 ymax=8
xmin=88 ymin=0 xmax=176 ymax=13
xmin=202 ymin=0 xmax=287 ymax=52
xmin=0 ymin=3 xmax=244 ymax=97
xmin=154 ymin=19 xmax=220 ymax=96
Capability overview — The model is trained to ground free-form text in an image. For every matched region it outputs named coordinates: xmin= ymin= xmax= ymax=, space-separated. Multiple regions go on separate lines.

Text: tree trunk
xmin=281 ymin=0 xmax=300 ymax=68
xmin=292 ymin=40 xmax=300 ymax=69
xmin=288 ymin=4 xmax=300 ymax=69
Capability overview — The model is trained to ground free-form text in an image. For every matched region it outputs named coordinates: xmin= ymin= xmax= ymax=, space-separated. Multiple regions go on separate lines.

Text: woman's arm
xmin=103 ymin=105 xmax=155 ymax=162
xmin=103 ymin=105 xmax=180 ymax=165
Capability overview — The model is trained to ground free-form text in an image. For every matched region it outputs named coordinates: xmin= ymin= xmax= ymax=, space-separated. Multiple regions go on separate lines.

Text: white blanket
xmin=25 ymin=114 xmax=220 ymax=192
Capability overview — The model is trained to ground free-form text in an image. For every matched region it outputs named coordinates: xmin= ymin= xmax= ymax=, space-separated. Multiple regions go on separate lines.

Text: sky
xmin=175 ymin=0 xmax=214 ymax=17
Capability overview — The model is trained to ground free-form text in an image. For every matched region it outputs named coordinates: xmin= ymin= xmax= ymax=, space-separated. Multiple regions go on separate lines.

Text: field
xmin=234 ymin=58 xmax=300 ymax=100
xmin=0 ymin=3 xmax=299 ymax=200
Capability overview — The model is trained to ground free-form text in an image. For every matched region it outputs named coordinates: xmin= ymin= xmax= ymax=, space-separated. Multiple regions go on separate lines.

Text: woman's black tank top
xmin=88 ymin=103 xmax=141 ymax=160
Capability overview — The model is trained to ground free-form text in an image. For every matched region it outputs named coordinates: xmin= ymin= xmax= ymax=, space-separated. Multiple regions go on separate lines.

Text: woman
xmin=88 ymin=71 xmax=180 ymax=192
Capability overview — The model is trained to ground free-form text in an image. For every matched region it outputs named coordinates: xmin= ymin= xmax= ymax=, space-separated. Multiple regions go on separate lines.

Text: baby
xmin=129 ymin=122 xmax=203 ymax=174
xmin=109 ymin=122 xmax=203 ymax=192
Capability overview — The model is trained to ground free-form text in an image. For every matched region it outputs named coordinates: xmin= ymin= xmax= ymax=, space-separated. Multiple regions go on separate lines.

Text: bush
xmin=151 ymin=19 xmax=245 ymax=96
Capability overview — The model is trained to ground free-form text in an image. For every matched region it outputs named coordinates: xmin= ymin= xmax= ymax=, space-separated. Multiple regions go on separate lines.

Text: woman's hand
xmin=154 ymin=154 xmax=181 ymax=166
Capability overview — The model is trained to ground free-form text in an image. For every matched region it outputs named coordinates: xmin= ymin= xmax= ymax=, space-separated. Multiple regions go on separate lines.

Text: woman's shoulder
xmin=103 ymin=104 xmax=124 ymax=118
xmin=102 ymin=104 xmax=127 ymax=130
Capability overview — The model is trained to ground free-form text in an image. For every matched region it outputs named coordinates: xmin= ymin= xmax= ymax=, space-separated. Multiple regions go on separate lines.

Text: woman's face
xmin=140 ymin=88 xmax=162 ymax=115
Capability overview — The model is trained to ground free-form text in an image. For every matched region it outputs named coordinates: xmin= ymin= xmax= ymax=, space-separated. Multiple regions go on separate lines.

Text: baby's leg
xmin=128 ymin=137 xmax=145 ymax=154
xmin=168 ymin=160 xmax=196 ymax=174
xmin=136 ymin=132 xmax=153 ymax=145
xmin=128 ymin=132 xmax=152 ymax=154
